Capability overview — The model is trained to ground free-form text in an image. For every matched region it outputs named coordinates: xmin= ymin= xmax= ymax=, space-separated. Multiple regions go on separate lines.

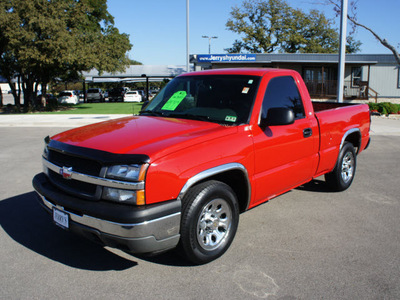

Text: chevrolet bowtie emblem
xmin=60 ymin=166 xmax=73 ymax=180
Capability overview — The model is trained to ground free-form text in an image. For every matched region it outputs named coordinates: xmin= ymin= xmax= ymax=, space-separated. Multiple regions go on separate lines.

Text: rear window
xmin=87 ymin=89 xmax=99 ymax=93
xmin=59 ymin=92 xmax=72 ymax=97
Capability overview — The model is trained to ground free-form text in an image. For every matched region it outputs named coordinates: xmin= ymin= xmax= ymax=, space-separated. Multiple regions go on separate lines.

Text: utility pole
xmin=202 ymin=36 xmax=218 ymax=54
xmin=186 ymin=0 xmax=190 ymax=72
xmin=337 ymin=0 xmax=348 ymax=103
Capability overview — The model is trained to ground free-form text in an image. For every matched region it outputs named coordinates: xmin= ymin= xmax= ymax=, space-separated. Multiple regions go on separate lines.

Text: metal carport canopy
xmin=82 ymin=65 xmax=190 ymax=83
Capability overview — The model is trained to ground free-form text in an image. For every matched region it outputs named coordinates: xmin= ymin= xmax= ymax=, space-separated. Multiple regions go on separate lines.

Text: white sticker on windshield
xmin=242 ymin=87 xmax=250 ymax=94
xmin=248 ymin=79 xmax=254 ymax=84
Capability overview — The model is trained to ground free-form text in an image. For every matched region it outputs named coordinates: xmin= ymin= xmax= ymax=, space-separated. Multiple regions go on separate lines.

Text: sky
xmin=107 ymin=0 xmax=400 ymax=66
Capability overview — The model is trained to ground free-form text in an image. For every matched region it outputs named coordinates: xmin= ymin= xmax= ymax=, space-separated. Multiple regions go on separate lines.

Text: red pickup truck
xmin=33 ymin=68 xmax=370 ymax=264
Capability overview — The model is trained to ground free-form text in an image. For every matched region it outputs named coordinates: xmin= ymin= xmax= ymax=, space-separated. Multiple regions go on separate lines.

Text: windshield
xmin=140 ymin=75 xmax=261 ymax=125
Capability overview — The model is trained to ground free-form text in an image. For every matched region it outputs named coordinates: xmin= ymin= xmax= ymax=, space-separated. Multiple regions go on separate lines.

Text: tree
xmin=225 ymin=0 xmax=361 ymax=54
xmin=323 ymin=0 xmax=400 ymax=65
xmin=0 ymin=0 xmax=132 ymax=109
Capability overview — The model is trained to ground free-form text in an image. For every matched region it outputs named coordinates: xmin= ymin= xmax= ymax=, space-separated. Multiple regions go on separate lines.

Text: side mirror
xmin=261 ymin=107 xmax=295 ymax=127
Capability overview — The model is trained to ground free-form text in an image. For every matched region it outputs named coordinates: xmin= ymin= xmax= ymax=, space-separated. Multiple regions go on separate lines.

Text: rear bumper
xmin=33 ymin=173 xmax=181 ymax=254
xmin=109 ymin=95 xmax=123 ymax=101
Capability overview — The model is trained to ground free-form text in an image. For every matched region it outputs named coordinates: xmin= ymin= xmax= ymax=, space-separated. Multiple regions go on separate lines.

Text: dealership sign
xmin=196 ymin=54 xmax=256 ymax=63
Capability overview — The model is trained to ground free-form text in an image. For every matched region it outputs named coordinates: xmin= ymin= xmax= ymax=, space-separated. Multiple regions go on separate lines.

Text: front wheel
xmin=325 ymin=142 xmax=356 ymax=191
xmin=179 ymin=180 xmax=239 ymax=265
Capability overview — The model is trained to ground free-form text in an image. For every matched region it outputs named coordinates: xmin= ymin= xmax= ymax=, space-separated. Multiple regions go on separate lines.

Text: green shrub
xmin=368 ymin=103 xmax=379 ymax=111
xmin=378 ymin=106 xmax=388 ymax=115
xmin=369 ymin=102 xmax=400 ymax=115
xmin=384 ymin=102 xmax=399 ymax=114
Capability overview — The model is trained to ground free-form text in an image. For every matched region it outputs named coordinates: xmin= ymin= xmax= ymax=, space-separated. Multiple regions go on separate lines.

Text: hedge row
xmin=368 ymin=102 xmax=400 ymax=115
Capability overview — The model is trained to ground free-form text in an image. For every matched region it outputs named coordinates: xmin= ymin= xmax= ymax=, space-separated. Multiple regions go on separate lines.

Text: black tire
xmin=325 ymin=142 xmax=356 ymax=191
xmin=179 ymin=180 xmax=239 ymax=265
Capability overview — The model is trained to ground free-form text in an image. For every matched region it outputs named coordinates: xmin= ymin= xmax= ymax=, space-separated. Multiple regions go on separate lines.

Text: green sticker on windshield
xmin=225 ymin=115 xmax=237 ymax=122
xmin=161 ymin=91 xmax=187 ymax=111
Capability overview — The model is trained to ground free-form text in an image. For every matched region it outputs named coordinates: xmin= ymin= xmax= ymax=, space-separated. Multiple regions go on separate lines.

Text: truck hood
xmin=51 ymin=116 xmax=237 ymax=161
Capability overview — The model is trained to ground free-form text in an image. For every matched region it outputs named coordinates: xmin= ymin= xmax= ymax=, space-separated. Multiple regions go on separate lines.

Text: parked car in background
xmin=36 ymin=93 xmax=57 ymax=106
xmin=149 ymin=90 xmax=158 ymax=100
xmin=75 ymin=90 xmax=84 ymax=99
xmin=109 ymin=87 xmax=129 ymax=102
xmin=47 ymin=94 xmax=57 ymax=102
xmin=86 ymin=88 xmax=104 ymax=102
xmin=124 ymin=90 xmax=142 ymax=102
xmin=58 ymin=90 xmax=79 ymax=105
xmin=137 ymin=90 xmax=146 ymax=100
xmin=103 ymin=90 xmax=109 ymax=100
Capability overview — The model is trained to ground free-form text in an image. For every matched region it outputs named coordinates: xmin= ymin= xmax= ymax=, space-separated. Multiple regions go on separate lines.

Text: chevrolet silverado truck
xmin=33 ymin=68 xmax=370 ymax=264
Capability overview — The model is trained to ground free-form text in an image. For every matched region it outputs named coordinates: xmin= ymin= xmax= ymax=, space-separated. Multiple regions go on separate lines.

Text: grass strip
xmin=36 ymin=102 xmax=143 ymax=115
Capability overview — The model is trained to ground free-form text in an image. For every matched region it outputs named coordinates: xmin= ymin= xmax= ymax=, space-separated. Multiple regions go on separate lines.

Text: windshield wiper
xmin=167 ymin=113 xmax=211 ymax=122
xmin=140 ymin=111 xmax=221 ymax=124
xmin=139 ymin=110 xmax=166 ymax=117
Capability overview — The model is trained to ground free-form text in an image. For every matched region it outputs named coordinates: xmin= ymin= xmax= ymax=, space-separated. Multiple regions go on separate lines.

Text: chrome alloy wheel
xmin=196 ymin=198 xmax=232 ymax=251
xmin=341 ymin=151 xmax=355 ymax=183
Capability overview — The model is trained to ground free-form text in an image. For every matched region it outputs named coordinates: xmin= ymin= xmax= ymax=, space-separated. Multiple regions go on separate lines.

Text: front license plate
xmin=53 ymin=208 xmax=69 ymax=229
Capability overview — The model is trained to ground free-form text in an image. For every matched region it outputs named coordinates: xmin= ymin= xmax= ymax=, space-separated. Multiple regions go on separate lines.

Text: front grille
xmin=48 ymin=149 xmax=101 ymax=176
xmin=47 ymin=149 xmax=102 ymax=200
xmin=48 ymin=170 xmax=97 ymax=197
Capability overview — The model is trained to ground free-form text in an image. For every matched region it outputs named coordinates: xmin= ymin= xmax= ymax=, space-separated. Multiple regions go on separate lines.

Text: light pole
xmin=202 ymin=35 xmax=218 ymax=54
xmin=186 ymin=0 xmax=190 ymax=72
xmin=337 ymin=0 xmax=348 ymax=103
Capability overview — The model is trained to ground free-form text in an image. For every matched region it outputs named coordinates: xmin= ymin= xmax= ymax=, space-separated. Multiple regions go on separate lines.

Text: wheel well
xmin=196 ymin=170 xmax=250 ymax=213
xmin=344 ymin=131 xmax=361 ymax=153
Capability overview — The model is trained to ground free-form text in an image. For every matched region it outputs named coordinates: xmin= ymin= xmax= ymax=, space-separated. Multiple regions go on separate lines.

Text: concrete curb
xmin=0 ymin=114 xmax=131 ymax=127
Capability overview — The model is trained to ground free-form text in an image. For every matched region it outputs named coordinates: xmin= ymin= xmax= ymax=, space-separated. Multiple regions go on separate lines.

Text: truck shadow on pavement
xmin=295 ymin=179 xmax=332 ymax=193
xmin=0 ymin=191 xmax=138 ymax=271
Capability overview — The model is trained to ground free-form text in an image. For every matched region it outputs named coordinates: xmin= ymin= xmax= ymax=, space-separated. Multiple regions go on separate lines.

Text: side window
xmin=261 ymin=76 xmax=305 ymax=120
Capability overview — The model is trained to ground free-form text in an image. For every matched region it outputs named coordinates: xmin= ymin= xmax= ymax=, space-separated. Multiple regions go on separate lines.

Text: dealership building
xmin=190 ymin=53 xmax=400 ymax=103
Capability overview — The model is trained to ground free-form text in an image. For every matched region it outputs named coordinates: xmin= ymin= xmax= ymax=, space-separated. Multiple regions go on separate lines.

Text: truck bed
xmin=312 ymin=101 xmax=370 ymax=177
xmin=312 ymin=101 xmax=360 ymax=112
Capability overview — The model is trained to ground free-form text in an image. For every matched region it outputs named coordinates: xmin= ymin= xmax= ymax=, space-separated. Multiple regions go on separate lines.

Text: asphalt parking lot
xmin=0 ymin=117 xmax=399 ymax=299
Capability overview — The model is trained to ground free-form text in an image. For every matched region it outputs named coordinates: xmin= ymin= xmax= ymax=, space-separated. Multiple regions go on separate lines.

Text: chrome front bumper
xmin=33 ymin=173 xmax=181 ymax=254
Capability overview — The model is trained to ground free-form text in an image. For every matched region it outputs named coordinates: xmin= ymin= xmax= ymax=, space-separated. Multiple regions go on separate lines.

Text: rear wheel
xmin=325 ymin=142 xmax=356 ymax=191
xmin=179 ymin=180 xmax=239 ymax=264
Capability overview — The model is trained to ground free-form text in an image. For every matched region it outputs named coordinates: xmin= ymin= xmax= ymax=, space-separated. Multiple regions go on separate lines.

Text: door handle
xmin=303 ymin=128 xmax=313 ymax=138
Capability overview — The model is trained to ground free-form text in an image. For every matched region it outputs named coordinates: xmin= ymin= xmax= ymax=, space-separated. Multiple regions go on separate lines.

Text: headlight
xmin=102 ymin=188 xmax=145 ymax=205
xmin=103 ymin=164 xmax=148 ymax=205
xmin=106 ymin=164 xmax=147 ymax=182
